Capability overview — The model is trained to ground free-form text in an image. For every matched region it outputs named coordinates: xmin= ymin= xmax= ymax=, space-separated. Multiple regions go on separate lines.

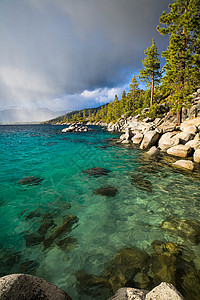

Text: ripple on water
xmin=0 ymin=125 xmax=200 ymax=299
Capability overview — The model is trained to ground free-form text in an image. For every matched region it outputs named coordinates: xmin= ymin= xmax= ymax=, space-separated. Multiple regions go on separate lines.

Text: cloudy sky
xmin=0 ymin=0 xmax=171 ymax=118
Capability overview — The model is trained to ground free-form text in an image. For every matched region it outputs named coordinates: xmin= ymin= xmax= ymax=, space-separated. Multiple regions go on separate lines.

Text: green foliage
xmin=138 ymin=38 xmax=162 ymax=106
xmin=157 ymin=0 xmax=200 ymax=121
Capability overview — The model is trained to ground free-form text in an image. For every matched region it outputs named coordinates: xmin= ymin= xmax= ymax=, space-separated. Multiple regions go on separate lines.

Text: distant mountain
xmin=0 ymin=108 xmax=67 ymax=123
xmin=47 ymin=104 xmax=108 ymax=124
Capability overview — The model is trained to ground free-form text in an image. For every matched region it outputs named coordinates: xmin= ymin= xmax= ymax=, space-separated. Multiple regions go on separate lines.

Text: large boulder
xmin=131 ymin=132 xmax=144 ymax=144
xmin=0 ymin=274 xmax=72 ymax=300
xmin=146 ymin=282 xmax=184 ymax=300
xmin=140 ymin=130 xmax=160 ymax=150
xmin=158 ymin=132 xmax=180 ymax=151
xmin=105 ymin=247 xmax=150 ymax=293
xmin=173 ymin=160 xmax=195 ymax=171
xmin=185 ymin=139 xmax=200 ymax=150
xmin=167 ymin=145 xmax=193 ymax=158
xmin=173 ymin=132 xmax=195 ymax=144
xmin=181 ymin=124 xmax=198 ymax=135
xmin=193 ymin=149 xmax=200 ymax=163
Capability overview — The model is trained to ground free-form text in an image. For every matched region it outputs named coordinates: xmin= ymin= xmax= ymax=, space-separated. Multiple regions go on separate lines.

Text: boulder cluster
xmin=108 ymin=114 xmax=200 ymax=172
xmin=62 ymin=123 xmax=92 ymax=133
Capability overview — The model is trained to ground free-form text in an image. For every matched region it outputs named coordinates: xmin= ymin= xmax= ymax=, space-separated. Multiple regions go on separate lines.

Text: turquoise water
xmin=1 ymin=124 xmax=200 ymax=299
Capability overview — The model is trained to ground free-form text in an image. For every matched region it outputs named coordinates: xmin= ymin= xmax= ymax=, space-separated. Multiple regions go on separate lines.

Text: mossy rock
xmin=133 ymin=272 xmax=153 ymax=290
xmin=151 ymin=240 xmax=182 ymax=255
xmin=161 ymin=217 xmax=200 ymax=245
xmin=76 ymin=269 xmax=111 ymax=298
xmin=105 ymin=247 xmax=150 ymax=292
xmin=150 ymin=240 xmax=200 ymax=300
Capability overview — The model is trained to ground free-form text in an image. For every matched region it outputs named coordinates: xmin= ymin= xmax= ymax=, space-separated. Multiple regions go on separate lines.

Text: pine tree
xmin=138 ymin=38 xmax=162 ymax=107
xmin=157 ymin=0 xmax=200 ymax=124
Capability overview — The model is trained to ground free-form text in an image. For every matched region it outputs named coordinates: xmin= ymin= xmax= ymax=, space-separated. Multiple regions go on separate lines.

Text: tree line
xmin=50 ymin=0 xmax=200 ymax=125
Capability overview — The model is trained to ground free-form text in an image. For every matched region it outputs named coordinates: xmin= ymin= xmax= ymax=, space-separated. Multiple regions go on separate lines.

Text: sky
xmin=0 ymin=0 xmax=171 ymax=120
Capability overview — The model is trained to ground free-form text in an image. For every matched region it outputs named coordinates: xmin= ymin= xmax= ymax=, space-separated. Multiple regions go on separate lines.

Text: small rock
xmin=82 ymin=167 xmax=111 ymax=177
xmin=95 ymin=186 xmax=118 ymax=197
xmin=173 ymin=160 xmax=195 ymax=171
xmin=121 ymin=139 xmax=130 ymax=144
xmin=18 ymin=176 xmax=44 ymax=186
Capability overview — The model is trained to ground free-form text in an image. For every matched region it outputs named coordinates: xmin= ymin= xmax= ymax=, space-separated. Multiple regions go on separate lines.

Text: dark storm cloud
xmin=0 ymin=0 xmax=170 ymax=111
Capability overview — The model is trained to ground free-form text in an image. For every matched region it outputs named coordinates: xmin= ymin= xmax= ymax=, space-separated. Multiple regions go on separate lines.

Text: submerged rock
xmin=82 ymin=167 xmax=111 ymax=177
xmin=95 ymin=186 xmax=118 ymax=197
xmin=18 ymin=176 xmax=44 ymax=186
xmin=131 ymin=174 xmax=152 ymax=193
xmin=55 ymin=236 xmax=77 ymax=251
xmin=108 ymin=287 xmax=148 ymax=300
xmin=149 ymin=240 xmax=200 ymax=299
xmin=43 ymin=214 xmax=78 ymax=249
xmin=105 ymin=247 xmax=150 ymax=293
xmin=161 ymin=217 xmax=200 ymax=245
xmin=25 ymin=233 xmax=44 ymax=247
xmin=18 ymin=260 xmax=39 ymax=274
xmin=76 ymin=270 xmax=111 ymax=298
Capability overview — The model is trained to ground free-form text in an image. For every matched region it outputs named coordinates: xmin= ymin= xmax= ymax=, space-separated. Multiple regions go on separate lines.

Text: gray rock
xmin=140 ymin=130 xmax=160 ymax=150
xmin=0 ymin=274 xmax=72 ymax=300
xmin=193 ymin=149 xmax=200 ymax=163
xmin=146 ymin=146 xmax=160 ymax=157
xmin=119 ymin=133 xmax=126 ymax=140
xmin=121 ymin=139 xmax=131 ymax=144
xmin=173 ymin=132 xmax=195 ymax=144
xmin=145 ymin=282 xmax=184 ymax=300
xmin=167 ymin=145 xmax=193 ymax=158
xmin=131 ymin=132 xmax=144 ymax=144
xmin=158 ymin=132 xmax=180 ymax=151
xmin=173 ymin=160 xmax=195 ymax=171
xmin=181 ymin=124 xmax=198 ymax=134
xmin=185 ymin=139 xmax=200 ymax=150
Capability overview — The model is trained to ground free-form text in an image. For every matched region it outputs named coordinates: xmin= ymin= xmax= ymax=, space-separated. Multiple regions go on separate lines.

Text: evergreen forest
xmin=49 ymin=0 xmax=200 ymax=126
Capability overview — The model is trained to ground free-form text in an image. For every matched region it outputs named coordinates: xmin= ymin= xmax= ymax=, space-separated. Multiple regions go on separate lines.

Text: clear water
xmin=0 ymin=124 xmax=200 ymax=299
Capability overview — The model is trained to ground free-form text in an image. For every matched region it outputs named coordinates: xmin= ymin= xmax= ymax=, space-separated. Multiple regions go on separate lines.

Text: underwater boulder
xmin=43 ymin=214 xmax=78 ymax=249
xmin=150 ymin=240 xmax=200 ymax=299
xmin=82 ymin=167 xmax=111 ymax=177
xmin=131 ymin=174 xmax=152 ymax=193
xmin=95 ymin=186 xmax=118 ymax=197
xmin=55 ymin=236 xmax=77 ymax=251
xmin=161 ymin=217 xmax=200 ymax=245
xmin=25 ymin=233 xmax=44 ymax=247
xmin=18 ymin=176 xmax=44 ymax=186
xmin=105 ymin=247 xmax=150 ymax=293
xmin=76 ymin=269 xmax=111 ymax=298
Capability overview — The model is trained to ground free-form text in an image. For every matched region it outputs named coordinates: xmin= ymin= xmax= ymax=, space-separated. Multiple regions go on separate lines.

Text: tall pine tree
xmin=138 ymin=38 xmax=162 ymax=107
xmin=157 ymin=0 xmax=200 ymax=124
